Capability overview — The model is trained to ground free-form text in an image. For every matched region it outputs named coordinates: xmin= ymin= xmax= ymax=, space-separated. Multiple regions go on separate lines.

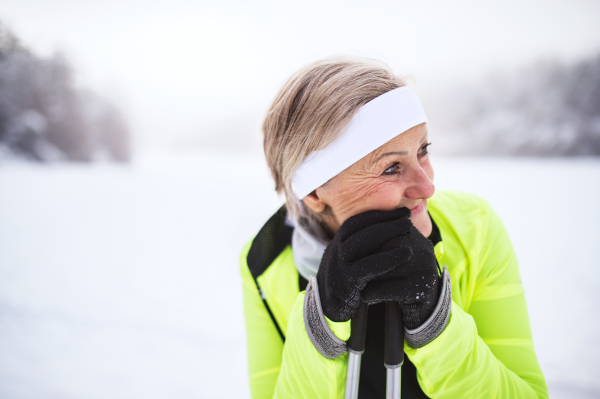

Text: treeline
xmin=438 ymin=53 xmax=600 ymax=156
xmin=0 ymin=23 xmax=130 ymax=162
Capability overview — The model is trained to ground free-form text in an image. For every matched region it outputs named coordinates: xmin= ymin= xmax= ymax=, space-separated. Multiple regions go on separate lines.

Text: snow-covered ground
xmin=0 ymin=152 xmax=599 ymax=399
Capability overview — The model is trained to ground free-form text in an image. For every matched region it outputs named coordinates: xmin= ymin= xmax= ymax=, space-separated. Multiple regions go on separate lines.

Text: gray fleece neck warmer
xmin=289 ymin=205 xmax=331 ymax=280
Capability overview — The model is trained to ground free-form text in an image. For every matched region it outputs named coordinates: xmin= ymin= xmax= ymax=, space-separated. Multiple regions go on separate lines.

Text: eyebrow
xmin=371 ymin=132 xmax=429 ymax=166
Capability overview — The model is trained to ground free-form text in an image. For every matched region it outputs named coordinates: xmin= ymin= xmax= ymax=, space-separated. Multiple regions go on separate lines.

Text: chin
xmin=411 ymin=212 xmax=432 ymax=237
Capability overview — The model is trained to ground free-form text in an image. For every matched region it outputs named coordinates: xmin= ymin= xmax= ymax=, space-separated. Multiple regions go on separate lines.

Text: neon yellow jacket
xmin=240 ymin=190 xmax=548 ymax=398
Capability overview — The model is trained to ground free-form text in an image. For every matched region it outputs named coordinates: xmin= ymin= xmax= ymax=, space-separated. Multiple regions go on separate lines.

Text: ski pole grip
xmin=347 ymin=301 xmax=368 ymax=353
xmin=384 ymin=302 xmax=404 ymax=367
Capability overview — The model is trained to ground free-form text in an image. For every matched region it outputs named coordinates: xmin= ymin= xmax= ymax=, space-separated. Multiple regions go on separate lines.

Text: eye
xmin=419 ymin=142 xmax=432 ymax=157
xmin=382 ymin=162 xmax=401 ymax=176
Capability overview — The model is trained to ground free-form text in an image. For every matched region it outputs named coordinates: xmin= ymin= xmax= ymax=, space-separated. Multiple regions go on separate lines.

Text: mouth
xmin=409 ymin=202 xmax=426 ymax=217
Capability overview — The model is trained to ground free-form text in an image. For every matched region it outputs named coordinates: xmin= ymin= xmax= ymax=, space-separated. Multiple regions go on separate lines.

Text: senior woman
xmin=240 ymin=56 xmax=548 ymax=399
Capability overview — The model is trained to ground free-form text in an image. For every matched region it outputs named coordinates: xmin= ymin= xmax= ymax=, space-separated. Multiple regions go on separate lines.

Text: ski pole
xmin=344 ymin=301 xmax=368 ymax=399
xmin=385 ymin=301 xmax=404 ymax=399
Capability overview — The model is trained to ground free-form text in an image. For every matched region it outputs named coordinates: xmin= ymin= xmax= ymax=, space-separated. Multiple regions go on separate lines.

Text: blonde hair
xmin=262 ymin=55 xmax=406 ymax=220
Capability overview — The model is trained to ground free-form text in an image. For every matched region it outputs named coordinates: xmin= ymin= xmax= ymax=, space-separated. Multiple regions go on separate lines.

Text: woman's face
xmin=303 ymin=123 xmax=435 ymax=237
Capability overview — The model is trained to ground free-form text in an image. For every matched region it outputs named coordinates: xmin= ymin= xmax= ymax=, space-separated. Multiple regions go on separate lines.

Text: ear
xmin=302 ymin=188 xmax=328 ymax=213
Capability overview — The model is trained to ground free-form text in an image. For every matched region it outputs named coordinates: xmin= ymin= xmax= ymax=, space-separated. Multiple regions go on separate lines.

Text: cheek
xmin=363 ymin=182 xmax=401 ymax=209
xmin=332 ymin=180 xmax=401 ymax=220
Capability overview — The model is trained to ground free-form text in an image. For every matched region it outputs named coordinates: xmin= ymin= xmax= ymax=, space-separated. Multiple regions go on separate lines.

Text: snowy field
xmin=0 ymin=152 xmax=599 ymax=399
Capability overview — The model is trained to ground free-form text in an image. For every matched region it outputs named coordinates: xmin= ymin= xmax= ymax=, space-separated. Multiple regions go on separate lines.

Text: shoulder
xmin=240 ymin=207 xmax=301 ymax=337
xmin=428 ymin=190 xmax=502 ymax=261
xmin=240 ymin=206 xmax=294 ymax=280
xmin=428 ymin=190 xmax=496 ymax=230
xmin=429 ymin=190 xmax=490 ymax=214
xmin=428 ymin=190 xmax=522 ymax=300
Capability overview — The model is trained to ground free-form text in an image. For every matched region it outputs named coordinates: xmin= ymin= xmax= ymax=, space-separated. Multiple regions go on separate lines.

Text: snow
xmin=0 ymin=153 xmax=599 ymax=398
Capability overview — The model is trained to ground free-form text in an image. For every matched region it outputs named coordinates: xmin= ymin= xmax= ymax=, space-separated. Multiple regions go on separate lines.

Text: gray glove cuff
xmin=303 ymin=267 xmax=451 ymax=357
xmin=303 ymin=276 xmax=347 ymax=359
xmin=405 ymin=266 xmax=452 ymax=348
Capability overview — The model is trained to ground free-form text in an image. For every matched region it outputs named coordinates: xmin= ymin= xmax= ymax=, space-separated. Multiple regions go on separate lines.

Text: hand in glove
xmin=361 ymin=220 xmax=442 ymax=329
xmin=316 ymin=207 xmax=415 ymax=322
xmin=306 ymin=206 xmax=451 ymax=357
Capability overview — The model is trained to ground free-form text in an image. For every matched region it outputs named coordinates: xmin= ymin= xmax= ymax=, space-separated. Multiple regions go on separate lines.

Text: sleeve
xmin=241 ymin=242 xmax=351 ymax=399
xmin=274 ymin=293 xmax=349 ymax=399
xmin=404 ymin=200 xmax=548 ymax=398
xmin=240 ymin=241 xmax=285 ymax=399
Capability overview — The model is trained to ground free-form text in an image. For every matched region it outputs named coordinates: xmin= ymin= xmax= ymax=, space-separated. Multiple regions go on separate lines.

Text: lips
xmin=409 ymin=202 xmax=425 ymax=217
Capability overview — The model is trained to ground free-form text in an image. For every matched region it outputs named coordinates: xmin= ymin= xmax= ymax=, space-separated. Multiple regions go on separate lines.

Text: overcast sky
xmin=2 ymin=0 xmax=600 ymax=152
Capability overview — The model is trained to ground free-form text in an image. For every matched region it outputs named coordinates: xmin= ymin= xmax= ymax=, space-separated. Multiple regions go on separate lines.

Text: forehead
xmin=362 ymin=123 xmax=428 ymax=164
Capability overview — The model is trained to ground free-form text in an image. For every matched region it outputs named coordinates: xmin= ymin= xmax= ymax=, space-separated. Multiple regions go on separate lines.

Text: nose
xmin=404 ymin=164 xmax=435 ymax=200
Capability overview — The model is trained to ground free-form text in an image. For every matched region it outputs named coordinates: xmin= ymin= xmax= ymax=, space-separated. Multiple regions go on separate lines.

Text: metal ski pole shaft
xmin=385 ymin=302 xmax=404 ymax=399
xmin=344 ymin=301 xmax=368 ymax=399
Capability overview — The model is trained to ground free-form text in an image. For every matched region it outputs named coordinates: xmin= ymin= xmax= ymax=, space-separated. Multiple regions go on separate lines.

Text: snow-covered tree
xmin=436 ymin=54 xmax=600 ymax=156
xmin=0 ymin=22 xmax=131 ymax=162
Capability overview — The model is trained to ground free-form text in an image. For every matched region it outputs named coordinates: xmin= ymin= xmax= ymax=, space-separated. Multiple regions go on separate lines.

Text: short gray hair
xmin=262 ymin=55 xmax=406 ymax=220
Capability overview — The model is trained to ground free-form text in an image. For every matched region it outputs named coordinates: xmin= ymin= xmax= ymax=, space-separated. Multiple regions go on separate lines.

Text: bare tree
xmin=433 ymin=54 xmax=600 ymax=156
xmin=0 ymin=22 xmax=131 ymax=163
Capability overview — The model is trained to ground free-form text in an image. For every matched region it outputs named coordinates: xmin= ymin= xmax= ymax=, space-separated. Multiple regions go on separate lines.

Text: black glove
xmin=316 ymin=207 xmax=415 ymax=322
xmin=361 ymin=220 xmax=442 ymax=329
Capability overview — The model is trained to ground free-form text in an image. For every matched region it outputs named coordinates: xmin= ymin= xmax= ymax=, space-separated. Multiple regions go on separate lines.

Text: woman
xmin=240 ymin=56 xmax=548 ymax=398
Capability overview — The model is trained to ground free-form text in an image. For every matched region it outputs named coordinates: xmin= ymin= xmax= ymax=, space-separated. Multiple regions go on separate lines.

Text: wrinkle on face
xmin=312 ymin=123 xmax=434 ymax=236
xmin=328 ymin=176 xmax=391 ymax=220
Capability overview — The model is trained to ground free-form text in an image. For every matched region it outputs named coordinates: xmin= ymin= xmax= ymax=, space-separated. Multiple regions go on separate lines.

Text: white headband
xmin=291 ymin=86 xmax=428 ymax=199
